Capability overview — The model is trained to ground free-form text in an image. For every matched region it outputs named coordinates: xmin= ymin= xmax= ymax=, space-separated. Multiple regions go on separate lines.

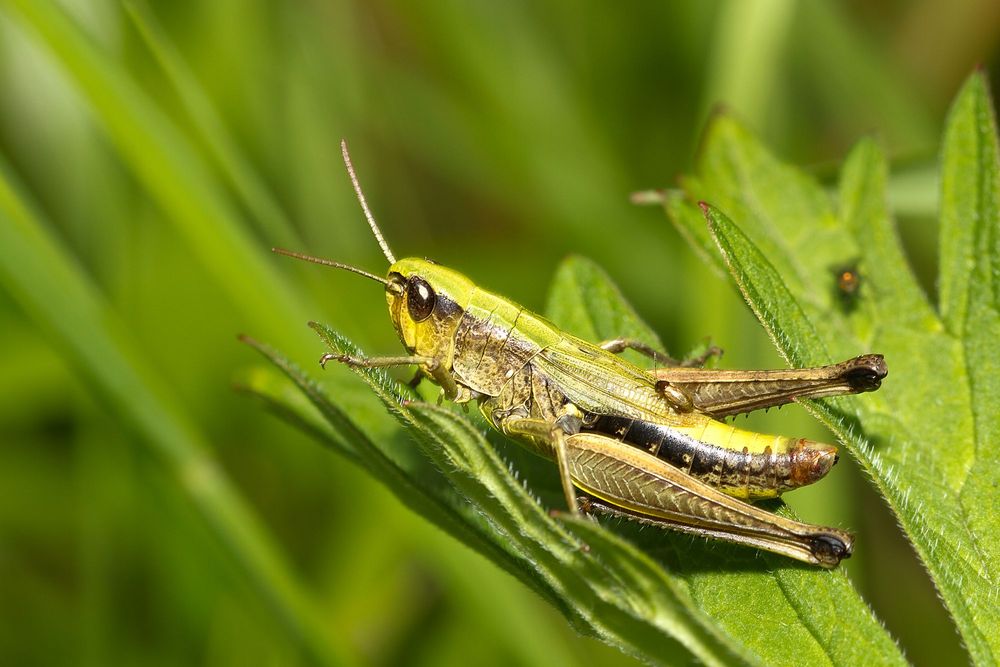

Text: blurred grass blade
xmin=795 ymin=0 xmax=937 ymax=155
xmin=701 ymin=0 xmax=795 ymax=128
xmin=838 ymin=139 xmax=937 ymax=325
xmin=234 ymin=364 xmax=358 ymax=465
xmin=123 ymin=0 xmax=302 ymax=249
xmin=2 ymin=0 xmax=309 ymax=347
xmin=667 ymin=72 xmax=1000 ymax=663
xmin=0 ymin=160 xmax=352 ymax=667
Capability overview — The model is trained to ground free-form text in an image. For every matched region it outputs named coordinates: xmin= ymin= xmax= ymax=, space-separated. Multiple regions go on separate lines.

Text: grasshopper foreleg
xmin=321 ymin=352 xmax=460 ymax=400
xmin=320 ymin=352 xmax=435 ymax=369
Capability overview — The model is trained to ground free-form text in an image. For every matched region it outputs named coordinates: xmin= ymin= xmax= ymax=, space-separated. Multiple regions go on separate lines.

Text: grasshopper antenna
xmin=271 ymin=247 xmax=389 ymax=285
xmin=341 ymin=139 xmax=397 ymax=265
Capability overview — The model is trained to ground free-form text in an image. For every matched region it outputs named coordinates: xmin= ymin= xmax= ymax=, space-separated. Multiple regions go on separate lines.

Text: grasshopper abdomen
xmin=583 ymin=414 xmax=837 ymax=499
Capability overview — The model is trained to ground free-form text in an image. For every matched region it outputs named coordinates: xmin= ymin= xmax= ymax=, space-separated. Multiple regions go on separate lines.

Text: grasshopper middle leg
xmin=599 ymin=338 xmax=723 ymax=368
xmin=499 ymin=412 xmax=584 ymax=516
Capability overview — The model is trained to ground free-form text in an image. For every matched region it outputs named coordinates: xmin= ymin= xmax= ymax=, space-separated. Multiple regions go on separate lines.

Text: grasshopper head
xmin=274 ymin=142 xmax=474 ymax=367
xmin=385 ymin=258 xmax=475 ymax=359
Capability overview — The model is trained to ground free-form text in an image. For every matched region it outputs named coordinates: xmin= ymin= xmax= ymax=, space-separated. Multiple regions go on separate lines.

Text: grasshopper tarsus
xmin=548 ymin=506 xmax=594 ymax=552
xmin=319 ymin=352 xmax=364 ymax=369
xmin=810 ymin=532 xmax=853 ymax=566
xmin=680 ymin=344 xmax=724 ymax=367
xmin=839 ymin=354 xmax=887 ymax=392
xmin=600 ymin=337 xmax=680 ymax=366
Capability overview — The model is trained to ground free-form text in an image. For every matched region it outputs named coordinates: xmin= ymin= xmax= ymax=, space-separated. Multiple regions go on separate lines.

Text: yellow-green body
xmin=284 ymin=141 xmax=886 ymax=567
xmin=385 ymin=258 xmax=834 ymax=500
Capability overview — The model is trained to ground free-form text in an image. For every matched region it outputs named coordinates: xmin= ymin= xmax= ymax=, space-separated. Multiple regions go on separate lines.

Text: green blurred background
xmin=0 ymin=1 xmax=997 ymax=665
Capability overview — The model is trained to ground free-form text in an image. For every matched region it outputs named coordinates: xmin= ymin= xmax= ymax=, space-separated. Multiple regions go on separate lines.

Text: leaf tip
xmin=697 ymin=201 xmax=721 ymax=230
xmin=706 ymin=101 xmax=733 ymax=123
xmin=957 ymin=68 xmax=992 ymax=101
xmin=238 ymin=333 xmax=265 ymax=353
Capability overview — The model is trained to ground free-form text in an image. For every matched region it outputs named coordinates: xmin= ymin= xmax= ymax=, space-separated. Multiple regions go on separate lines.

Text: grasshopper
xmin=276 ymin=141 xmax=887 ymax=568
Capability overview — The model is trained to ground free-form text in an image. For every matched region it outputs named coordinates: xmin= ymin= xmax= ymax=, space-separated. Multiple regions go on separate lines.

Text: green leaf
xmin=941 ymin=73 xmax=1000 ymax=664
xmin=251 ymin=255 xmax=905 ymax=665
xmin=668 ymin=71 xmax=1000 ymax=664
xmin=546 ymin=257 xmax=903 ymax=667
xmin=2 ymin=0 xmax=310 ymax=348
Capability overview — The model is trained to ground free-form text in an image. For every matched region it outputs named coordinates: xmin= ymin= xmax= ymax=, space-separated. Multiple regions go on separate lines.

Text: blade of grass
xmin=122 ymin=0 xmax=302 ymax=250
xmin=1 ymin=0 xmax=309 ymax=349
xmin=795 ymin=0 xmax=938 ymax=155
xmin=0 ymin=158 xmax=353 ymax=667
xmin=701 ymin=0 xmax=796 ymax=129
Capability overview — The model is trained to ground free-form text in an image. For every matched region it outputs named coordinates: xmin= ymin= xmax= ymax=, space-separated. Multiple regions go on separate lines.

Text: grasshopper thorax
xmin=385 ymin=258 xmax=475 ymax=359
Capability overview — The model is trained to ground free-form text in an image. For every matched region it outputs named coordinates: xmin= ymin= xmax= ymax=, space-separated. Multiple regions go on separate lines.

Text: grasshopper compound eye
xmin=407 ymin=277 xmax=436 ymax=321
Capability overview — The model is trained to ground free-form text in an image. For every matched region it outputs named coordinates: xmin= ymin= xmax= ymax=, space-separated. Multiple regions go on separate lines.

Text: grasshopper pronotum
xmin=275 ymin=142 xmax=886 ymax=568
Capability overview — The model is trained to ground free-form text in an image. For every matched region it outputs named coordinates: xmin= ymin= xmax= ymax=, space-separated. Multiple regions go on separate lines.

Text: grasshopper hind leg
xmin=566 ymin=432 xmax=853 ymax=568
xmin=577 ymin=493 xmax=852 ymax=568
